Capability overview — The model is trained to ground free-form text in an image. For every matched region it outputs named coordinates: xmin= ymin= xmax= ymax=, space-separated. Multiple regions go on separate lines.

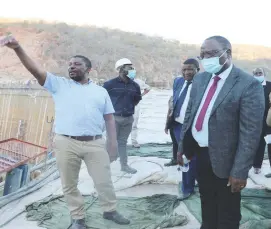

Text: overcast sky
xmin=1 ymin=0 xmax=270 ymax=47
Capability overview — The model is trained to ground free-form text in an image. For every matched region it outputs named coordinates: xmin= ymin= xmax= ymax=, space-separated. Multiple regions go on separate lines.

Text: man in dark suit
xmin=178 ymin=36 xmax=265 ymax=229
xmin=164 ymin=95 xmax=179 ymax=166
xmin=252 ymin=68 xmax=271 ymax=175
xmin=164 ymin=59 xmax=199 ymax=200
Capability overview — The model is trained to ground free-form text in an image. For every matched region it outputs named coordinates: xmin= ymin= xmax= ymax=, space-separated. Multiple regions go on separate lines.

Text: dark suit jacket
xmin=165 ymin=77 xmax=186 ymax=129
xmin=263 ymin=81 xmax=271 ymax=135
xmin=178 ymin=66 xmax=265 ymax=180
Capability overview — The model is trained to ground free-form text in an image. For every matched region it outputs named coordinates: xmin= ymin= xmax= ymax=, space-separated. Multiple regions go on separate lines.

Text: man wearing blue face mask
xmin=252 ymin=68 xmax=271 ymax=175
xmin=103 ymin=58 xmax=142 ymax=174
xmin=177 ymin=36 xmax=265 ymax=229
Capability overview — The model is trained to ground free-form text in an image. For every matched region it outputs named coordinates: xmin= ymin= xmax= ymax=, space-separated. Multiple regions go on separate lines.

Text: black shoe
xmin=103 ymin=211 xmax=130 ymax=225
xmin=265 ymin=173 xmax=271 ymax=178
xmin=177 ymin=192 xmax=194 ymax=201
xmin=69 ymin=219 xmax=86 ymax=229
xmin=164 ymin=159 xmax=177 ymax=167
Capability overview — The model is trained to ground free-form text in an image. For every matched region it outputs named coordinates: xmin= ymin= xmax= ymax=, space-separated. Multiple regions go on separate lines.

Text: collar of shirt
xmin=211 ymin=64 xmax=233 ymax=81
xmin=117 ymin=76 xmax=132 ymax=84
xmin=262 ymin=80 xmax=267 ymax=86
xmin=184 ymin=79 xmax=193 ymax=84
xmin=73 ymin=79 xmax=91 ymax=85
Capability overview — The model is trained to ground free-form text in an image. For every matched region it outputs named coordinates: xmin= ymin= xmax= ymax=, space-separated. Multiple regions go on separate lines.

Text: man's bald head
xmin=205 ymin=36 xmax=232 ymax=51
xmin=200 ymin=36 xmax=232 ymax=74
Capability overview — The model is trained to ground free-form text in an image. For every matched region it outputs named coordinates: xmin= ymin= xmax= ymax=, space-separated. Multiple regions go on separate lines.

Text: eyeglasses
xmin=198 ymin=49 xmax=227 ymax=60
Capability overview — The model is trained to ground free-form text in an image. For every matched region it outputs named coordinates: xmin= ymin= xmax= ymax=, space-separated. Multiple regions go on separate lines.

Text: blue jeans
xmin=173 ymin=122 xmax=197 ymax=195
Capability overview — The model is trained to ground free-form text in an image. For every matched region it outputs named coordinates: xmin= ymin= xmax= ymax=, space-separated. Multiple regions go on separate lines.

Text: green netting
xmin=130 ymin=144 xmax=271 ymax=228
xmin=25 ymin=194 xmax=188 ymax=229
xmin=183 ymin=188 xmax=271 ymax=229
xmin=127 ymin=143 xmax=172 ymax=158
xmin=24 ymin=144 xmax=271 ymax=229
xmin=127 ymin=143 xmax=269 ymax=160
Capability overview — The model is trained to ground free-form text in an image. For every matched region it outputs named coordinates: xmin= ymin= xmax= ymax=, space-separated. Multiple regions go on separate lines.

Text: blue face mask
xmin=201 ymin=50 xmax=228 ymax=74
xmin=254 ymin=75 xmax=265 ymax=83
xmin=127 ymin=69 xmax=136 ymax=79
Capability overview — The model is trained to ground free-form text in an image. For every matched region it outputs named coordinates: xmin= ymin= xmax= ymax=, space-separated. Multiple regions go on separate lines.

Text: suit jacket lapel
xmin=263 ymin=85 xmax=269 ymax=98
xmin=210 ymin=66 xmax=239 ymax=116
xmin=174 ymin=78 xmax=185 ymax=107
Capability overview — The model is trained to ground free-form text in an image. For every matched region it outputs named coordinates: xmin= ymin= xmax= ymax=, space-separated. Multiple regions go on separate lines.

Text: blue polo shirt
xmin=43 ymin=72 xmax=115 ymax=136
xmin=103 ymin=77 xmax=142 ymax=117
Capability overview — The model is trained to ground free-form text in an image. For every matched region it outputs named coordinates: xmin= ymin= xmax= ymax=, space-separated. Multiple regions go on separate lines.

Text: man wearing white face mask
xmin=177 ymin=36 xmax=265 ymax=229
xmin=252 ymin=68 xmax=271 ymax=175
xmin=103 ymin=58 xmax=142 ymax=174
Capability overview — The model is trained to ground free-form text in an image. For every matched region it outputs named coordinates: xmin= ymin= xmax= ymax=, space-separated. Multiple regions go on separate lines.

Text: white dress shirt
xmin=134 ymin=78 xmax=151 ymax=91
xmin=192 ymin=64 xmax=233 ymax=147
xmin=175 ymin=80 xmax=192 ymax=124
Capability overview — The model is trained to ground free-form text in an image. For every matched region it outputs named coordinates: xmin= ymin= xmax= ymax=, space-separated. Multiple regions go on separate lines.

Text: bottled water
xmin=177 ymin=155 xmax=190 ymax=196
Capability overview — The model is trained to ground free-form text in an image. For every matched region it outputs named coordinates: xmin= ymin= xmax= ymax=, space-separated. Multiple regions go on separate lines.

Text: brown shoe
xmin=103 ymin=211 xmax=130 ymax=225
xmin=69 ymin=219 xmax=86 ymax=229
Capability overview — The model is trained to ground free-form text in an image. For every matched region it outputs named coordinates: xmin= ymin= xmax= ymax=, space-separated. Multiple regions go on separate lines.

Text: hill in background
xmin=0 ymin=19 xmax=271 ymax=87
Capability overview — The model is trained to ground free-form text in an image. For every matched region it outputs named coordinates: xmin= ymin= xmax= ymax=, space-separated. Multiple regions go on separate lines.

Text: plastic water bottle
xmin=177 ymin=155 xmax=190 ymax=196
xmin=177 ymin=155 xmax=190 ymax=173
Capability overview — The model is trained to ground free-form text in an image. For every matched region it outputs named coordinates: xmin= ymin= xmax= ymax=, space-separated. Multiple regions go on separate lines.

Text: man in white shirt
xmin=131 ymin=78 xmax=151 ymax=148
xmin=178 ymin=36 xmax=264 ymax=229
xmin=164 ymin=59 xmax=199 ymax=200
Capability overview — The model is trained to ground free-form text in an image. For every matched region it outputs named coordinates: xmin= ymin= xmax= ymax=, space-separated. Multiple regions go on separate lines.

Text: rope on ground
xmin=112 ymin=159 xmax=165 ymax=192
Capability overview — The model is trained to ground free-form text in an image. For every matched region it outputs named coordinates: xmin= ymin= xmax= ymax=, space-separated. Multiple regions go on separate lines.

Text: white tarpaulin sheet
xmin=0 ymin=89 xmax=271 ymax=229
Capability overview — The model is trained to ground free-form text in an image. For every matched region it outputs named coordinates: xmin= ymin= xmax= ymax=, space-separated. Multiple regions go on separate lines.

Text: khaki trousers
xmin=54 ymin=134 xmax=117 ymax=219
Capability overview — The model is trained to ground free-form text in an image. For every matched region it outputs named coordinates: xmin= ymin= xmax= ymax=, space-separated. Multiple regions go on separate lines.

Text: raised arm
xmin=3 ymin=35 xmax=46 ymax=86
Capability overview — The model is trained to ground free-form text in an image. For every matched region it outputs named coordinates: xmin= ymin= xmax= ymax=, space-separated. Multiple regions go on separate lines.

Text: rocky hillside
xmin=1 ymin=19 xmax=271 ymax=87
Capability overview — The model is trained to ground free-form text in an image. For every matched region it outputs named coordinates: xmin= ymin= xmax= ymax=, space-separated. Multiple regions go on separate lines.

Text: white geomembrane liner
xmin=0 ymin=89 xmax=271 ymax=229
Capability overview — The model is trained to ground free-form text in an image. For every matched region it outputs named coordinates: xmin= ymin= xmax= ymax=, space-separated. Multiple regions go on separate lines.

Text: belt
xmin=63 ymin=135 xmax=102 ymax=141
xmin=114 ymin=114 xmax=132 ymax=117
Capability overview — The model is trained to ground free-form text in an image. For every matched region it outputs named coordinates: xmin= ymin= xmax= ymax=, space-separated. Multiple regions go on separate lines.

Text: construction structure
xmin=0 ymin=80 xmax=55 ymax=196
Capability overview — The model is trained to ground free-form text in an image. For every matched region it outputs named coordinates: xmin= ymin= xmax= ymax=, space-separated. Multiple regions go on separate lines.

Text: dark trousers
xmin=197 ymin=147 xmax=241 ymax=229
xmin=169 ymin=127 xmax=178 ymax=160
xmin=174 ymin=122 xmax=197 ymax=195
xmin=268 ymin=145 xmax=271 ymax=166
xmin=253 ymin=131 xmax=266 ymax=168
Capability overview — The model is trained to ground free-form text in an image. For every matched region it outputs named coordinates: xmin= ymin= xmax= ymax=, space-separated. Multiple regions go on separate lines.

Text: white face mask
xmin=254 ymin=75 xmax=265 ymax=83
xmin=201 ymin=50 xmax=228 ymax=74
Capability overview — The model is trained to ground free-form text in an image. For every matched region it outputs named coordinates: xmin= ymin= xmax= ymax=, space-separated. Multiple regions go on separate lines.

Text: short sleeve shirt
xmin=43 ymin=72 xmax=115 ymax=136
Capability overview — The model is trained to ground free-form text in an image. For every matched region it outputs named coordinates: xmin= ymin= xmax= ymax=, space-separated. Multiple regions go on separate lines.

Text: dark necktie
xmin=195 ymin=76 xmax=221 ymax=131
xmin=173 ymin=81 xmax=192 ymax=118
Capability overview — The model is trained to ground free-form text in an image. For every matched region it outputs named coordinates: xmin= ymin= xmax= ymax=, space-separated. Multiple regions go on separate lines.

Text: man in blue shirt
xmin=103 ymin=58 xmax=142 ymax=174
xmin=4 ymin=35 xmax=130 ymax=229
